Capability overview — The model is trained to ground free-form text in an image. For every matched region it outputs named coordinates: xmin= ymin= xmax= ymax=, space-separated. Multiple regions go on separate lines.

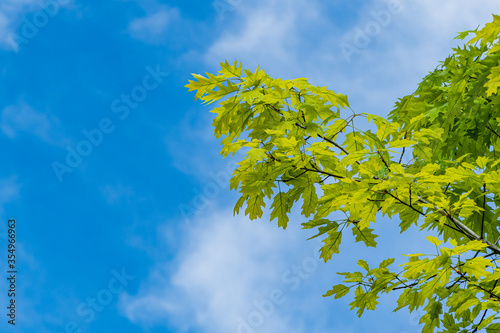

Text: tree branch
xmin=267 ymin=100 xmax=500 ymax=255
xmin=317 ymin=132 xmax=361 ymax=165
xmin=471 ymin=309 xmax=488 ymax=333
xmin=377 ymin=150 xmax=391 ymax=172
xmin=398 ymin=131 xmax=408 ymax=164
xmin=384 ymin=191 xmax=425 ymax=216
xmin=451 ymin=266 xmax=500 ymax=301
xmin=486 ymin=124 xmax=500 ymax=140
xmin=418 ymin=198 xmax=500 ymax=255
xmin=481 ymin=183 xmax=486 ymax=239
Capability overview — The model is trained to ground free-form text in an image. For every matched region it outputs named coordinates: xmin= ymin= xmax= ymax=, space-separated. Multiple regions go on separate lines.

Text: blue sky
xmin=0 ymin=0 xmax=499 ymax=332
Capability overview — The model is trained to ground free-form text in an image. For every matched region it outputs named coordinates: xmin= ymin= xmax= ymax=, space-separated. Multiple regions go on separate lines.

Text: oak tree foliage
xmin=186 ymin=15 xmax=500 ymax=332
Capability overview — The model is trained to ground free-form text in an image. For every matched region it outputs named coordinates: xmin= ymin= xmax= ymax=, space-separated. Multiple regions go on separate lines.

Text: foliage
xmin=186 ymin=15 xmax=500 ymax=332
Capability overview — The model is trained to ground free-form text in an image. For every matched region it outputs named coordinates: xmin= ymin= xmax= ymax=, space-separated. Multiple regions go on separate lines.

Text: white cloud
xmin=0 ymin=0 xmax=71 ymax=51
xmin=373 ymin=0 xmax=500 ymax=82
xmin=119 ymin=206 xmax=432 ymax=332
xmin=0 ymin=0 xmax=37 ymax=50
xmin=119 ymin=210 xmax=339 ymax=333
xmin=128 ymin=6 xmax=180 ymax=44
xmin=205 ymin=0 xmax=322 ymax=78
xmin=203 ymin=0 xmax=500 ymax=117
xmin=0 ymin=101 xmax=63 ymax=144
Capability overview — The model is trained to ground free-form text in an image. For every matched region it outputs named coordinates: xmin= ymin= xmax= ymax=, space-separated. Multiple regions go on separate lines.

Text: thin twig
xmin=471 ymin=309 xmax=488 ymax=333
xmin=384 ymin=191 xmax=425 ymax=216
xmin=481 ymin=183 xmax=486 ymax=239
xmin=486 ymin=124 xmax=500 ymax=139
xmin=377 ymin=151 xmax=391 ymax=172
xmin=419 ymin=198 xmax=500 ymax=255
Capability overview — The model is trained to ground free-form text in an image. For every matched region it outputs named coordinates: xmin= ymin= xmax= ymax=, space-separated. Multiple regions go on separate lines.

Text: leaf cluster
xmin=186 ymin=15 xmax=500 ymax=332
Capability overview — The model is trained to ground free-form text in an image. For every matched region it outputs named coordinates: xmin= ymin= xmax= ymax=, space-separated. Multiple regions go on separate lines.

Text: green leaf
xmin=270 ymin=192 xmax=290 ymax=229
xmin=306 ymin=220 xmax=339 ymax=240
xmin=301 ymin=183 xmax=318 ymax=218
xmin=323 ymin=284 xmax=350 ymax=299
xmin=219 ymin=60 xmax=242 ymax=78
xmin=455 ymin=29 xmax=476 ymax=40
xmin=320 ymin=230 xmax=343 ymax=262
xmin=420 ymin=300 xmax=442 ymax=333
xmin=352 ymin=227 xmax=378 ymax=247
xmin=486 ymin=63 xmax=500 ymax=96
xmin=357 ymin=259 xmax=370 ymax=271
xmin=244 ymin=193 xmax=265 ymax=220
xmin=426 ymin=235 xmax=442 ymax=247
xmin=487 ymin=323 xmax=500 ymax=333
xmin=350 ymin=286 xmax=379 ymax=317
xmin=378 ymin=258 xmax=395 ymax=269
xmin=477 ymin=314 xmax=496 ymax=330
xmin=462 ymin=257 xmax=493 ymax=279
